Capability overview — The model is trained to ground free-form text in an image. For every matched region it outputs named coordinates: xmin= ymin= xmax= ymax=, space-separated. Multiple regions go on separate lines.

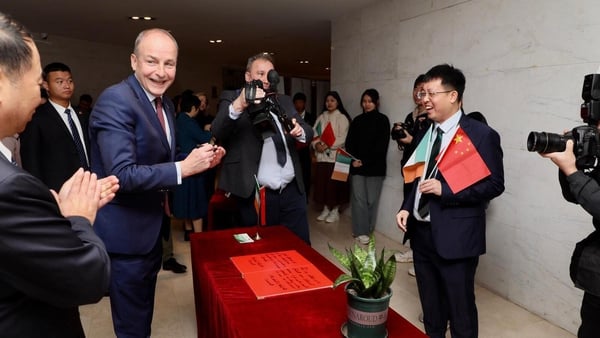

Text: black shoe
xmin=163 ymin=258 xmax=187 ymax=273
xmin=184 ymin=230 xmax=192 ymax=241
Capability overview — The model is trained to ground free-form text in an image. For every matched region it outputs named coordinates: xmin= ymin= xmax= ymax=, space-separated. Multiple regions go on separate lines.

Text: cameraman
xmin=542 ymin=138 xmax=600 ymax=337
xmin=211 ymin=53 xmax=314 ymax=244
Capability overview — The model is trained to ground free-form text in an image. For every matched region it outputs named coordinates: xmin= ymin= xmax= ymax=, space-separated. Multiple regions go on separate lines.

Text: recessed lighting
xmin=209 ymin=39 xmax=223 ymax=44
xmin=299 ymin=60 xmax=309 ymax=64
xmin=129 ymin=16 xmax=156 ymax=21
xmin=325 ymin=67 xmax=330 ymax=71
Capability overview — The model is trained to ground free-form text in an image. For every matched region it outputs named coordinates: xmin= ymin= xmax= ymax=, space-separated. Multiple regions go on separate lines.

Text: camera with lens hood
xmin=527 ymin=74 xmax=600 ymax=169
xmin=244 ymin=69 xmax=294 ymax=139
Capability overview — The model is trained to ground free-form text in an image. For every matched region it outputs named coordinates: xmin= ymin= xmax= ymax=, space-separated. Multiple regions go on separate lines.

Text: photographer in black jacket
xmin=211 ymin=53 xmax=313 ymax=244
xmin=542 ymin=138 xmax=600 ymax=338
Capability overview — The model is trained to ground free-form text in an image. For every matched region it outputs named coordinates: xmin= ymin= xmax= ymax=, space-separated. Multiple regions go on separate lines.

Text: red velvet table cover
xmin=190 ymin=226 xmax=426 ymax=338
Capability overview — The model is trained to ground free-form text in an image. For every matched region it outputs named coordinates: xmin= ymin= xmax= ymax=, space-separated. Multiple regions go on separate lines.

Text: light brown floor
xmin=80 ymin=208 xmax=575 ymax=338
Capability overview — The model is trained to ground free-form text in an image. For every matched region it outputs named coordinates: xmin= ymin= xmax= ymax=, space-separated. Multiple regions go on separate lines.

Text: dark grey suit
xmin=0 ymin=153 xmax=110 ymax=338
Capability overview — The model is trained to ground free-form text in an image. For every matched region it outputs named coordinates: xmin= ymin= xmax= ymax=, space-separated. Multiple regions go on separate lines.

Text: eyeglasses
xmin=416 ymin=90 xmax=453 ymax=100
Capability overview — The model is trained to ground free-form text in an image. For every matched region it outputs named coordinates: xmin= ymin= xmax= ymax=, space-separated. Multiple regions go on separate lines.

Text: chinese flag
xmin=437 ymin=127 xmax=491 ymax=194
xmin=320 ymin=122 xmax=336 ymax=147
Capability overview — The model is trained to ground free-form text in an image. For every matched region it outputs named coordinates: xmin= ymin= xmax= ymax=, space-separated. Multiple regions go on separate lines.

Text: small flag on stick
xmin=320 ymin=122 xmax=336 ymax=147
xmin=331 ymin=148 xmax=352 ymax=182
xmin=253 ymin=175 xmax=266 ymax=226
xmin=402 ymin=126 xmax=432 ymax=183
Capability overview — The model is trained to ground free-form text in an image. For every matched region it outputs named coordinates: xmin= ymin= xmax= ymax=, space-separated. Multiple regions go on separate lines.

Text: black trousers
xmin=236 ymin=181 xmax=310 ymax=245
xmin=412 ymin=221 xmax=479 ymax=338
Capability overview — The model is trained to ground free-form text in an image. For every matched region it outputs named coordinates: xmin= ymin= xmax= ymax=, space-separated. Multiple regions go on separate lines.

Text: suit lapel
xmin=41 ymin=102 xmax=74 ymax=141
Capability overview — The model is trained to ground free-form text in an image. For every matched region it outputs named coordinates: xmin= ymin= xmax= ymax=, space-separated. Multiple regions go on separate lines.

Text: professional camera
xmin=245 ymin=70 xmax=295 ymax=139
xmin=527 ymin=73 xmax=600 ymax=169
xmin=391 ymin=122 xmax=408 ymax=140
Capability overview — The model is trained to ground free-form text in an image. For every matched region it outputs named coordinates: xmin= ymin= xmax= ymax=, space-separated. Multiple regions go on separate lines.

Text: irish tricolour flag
xmin=402 ymin=126 xmax=432 ymax=183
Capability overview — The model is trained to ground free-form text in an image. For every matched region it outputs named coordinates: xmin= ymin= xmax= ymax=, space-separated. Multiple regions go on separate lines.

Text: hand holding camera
xmin=528 ymin=73 xmax=600 ymax=170
xmin=539 ymin=138 xmax=578 ymax=176
xmin=391 ymin=122 xmax=413 ymax=146
xmin=244 ymin=79 xmax=266 ymax=104
xmin=243 ymin=70 xmax=296 ymax=139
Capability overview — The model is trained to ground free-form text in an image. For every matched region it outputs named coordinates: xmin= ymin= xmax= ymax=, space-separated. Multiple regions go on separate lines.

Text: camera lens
xmin=527 ymin=131 xmax=567 ymax=153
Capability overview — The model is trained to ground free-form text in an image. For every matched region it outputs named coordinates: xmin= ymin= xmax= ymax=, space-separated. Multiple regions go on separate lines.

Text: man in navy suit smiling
xmin=89 ymin=28 xmax=224 ymax=337
xmin=397 ymin=64 xmax=504 ymax=338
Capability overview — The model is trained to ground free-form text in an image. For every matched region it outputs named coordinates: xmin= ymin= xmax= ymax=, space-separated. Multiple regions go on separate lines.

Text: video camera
xmin=244 ymin=69 xmax=295 ymax=139
xmin=527 ymin=74 xmax=600 ymax=169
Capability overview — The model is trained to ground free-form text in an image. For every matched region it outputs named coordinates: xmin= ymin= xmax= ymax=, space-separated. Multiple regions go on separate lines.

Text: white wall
xmin=332 ymin=0 xmax=599 ymax=333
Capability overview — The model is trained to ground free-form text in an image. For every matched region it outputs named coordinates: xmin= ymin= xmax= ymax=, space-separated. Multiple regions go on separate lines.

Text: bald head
xmin=130 ymin=28 xmax=178 ymax=97
xmin=133 ymin=28 xmax=178 ymax=56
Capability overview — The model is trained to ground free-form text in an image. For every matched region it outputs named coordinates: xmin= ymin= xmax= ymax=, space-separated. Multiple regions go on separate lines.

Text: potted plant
xmin=328 ymin=233 xmax=397 ymax=338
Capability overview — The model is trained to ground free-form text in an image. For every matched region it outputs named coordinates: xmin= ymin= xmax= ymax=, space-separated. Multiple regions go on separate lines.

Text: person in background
xmin=172 ymin=92 xmax=212 ymax=238
xmin=396 ymin=64 xmax=504 ymax=337
xmin=89 ymin=28 xmax=224 ymax=337
xmin=194 ymin=90 xmax=217 ymax=210
xmin=211 ymin=53 xmax=313 ymax=244
xmin=161 ymin=90 xmax=188 ymax=274
xmin=194 ymin=91 xmax=213 ymax=131
xmin=394 ymin=74 xmax=431 ymax=278
xmin=345 ymin=88 xmax=390 ymax=245
xmin=0 ymin=12 xmax=119 ymax=337
xmin=75 ymin=93 xmax=93 ymax=118
xmin=311 ymin=91 xmax=351 ymax=223
xmin=293 ymin=92 xmax=316 ymax=202
xmin=20 ymin=62 xmax=90 ymax=192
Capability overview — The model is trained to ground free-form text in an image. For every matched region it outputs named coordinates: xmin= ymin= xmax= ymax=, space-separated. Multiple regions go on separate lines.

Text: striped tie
xmin=64 ymin=108 xmax=89 ymax=170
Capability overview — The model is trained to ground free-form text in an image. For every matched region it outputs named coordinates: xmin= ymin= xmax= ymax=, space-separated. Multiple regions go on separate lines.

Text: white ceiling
xmin=2 ymin=0 xmax=379 ymax=80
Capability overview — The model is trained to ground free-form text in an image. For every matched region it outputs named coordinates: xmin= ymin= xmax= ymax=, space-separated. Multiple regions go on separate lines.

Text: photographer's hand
xmin=288 ymin=118 xmax=304 ymax=139
xmin=396 ymin=210 xmax=409 ymax=232
xmin=541 ymin=139 xmax=578 ymax=176
xmin=232 ymin=89 xmax=250 ymax=113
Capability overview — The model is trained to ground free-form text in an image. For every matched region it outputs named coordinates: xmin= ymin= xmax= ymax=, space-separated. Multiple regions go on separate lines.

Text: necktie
xmin=272 ymin=121 xmax=287 ymax=167
xmin=154 ymin=97 xmax=171 ymax=216
xmin=64 ymin=108 xmax=89 ymax=170
xmin=154 ymin=97 xmax=167 ymax=134
xmin=418 ymin=127 xmax=443 ymax=218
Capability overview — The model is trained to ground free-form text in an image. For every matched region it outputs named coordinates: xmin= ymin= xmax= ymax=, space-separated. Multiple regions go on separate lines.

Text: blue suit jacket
xmin=89 ymin=74 xmax=178 ymax=255
xmin=401 ymin=113 xmax=505 ymax=259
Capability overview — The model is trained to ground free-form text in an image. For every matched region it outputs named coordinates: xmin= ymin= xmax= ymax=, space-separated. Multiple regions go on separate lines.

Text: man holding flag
xmin=396 ymin=64 xmax=504 ymax=338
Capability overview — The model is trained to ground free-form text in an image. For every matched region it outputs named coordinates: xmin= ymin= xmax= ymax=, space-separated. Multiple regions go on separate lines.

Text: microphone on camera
xmin=267 ymin=69 xmax=280 ymax=92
